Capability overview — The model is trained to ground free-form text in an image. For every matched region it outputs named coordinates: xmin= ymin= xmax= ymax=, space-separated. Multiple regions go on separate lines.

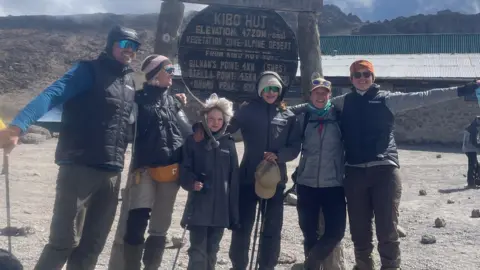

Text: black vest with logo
xmin=55 ymin=54 xmax=136 ymax=170
xmin=340 ymin=86 xmax=399 ymax=167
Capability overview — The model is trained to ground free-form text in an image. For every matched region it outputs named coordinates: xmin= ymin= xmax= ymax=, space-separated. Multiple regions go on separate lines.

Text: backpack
xmin=300 ymin=108 xmax=342 ymax=141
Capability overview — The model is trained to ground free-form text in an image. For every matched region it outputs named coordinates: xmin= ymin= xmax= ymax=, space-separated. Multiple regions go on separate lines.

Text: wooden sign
xmin=178 ymin=0 xmax=323 ymax=12
xmin=177 ymin=5 xmax=299 ymax=101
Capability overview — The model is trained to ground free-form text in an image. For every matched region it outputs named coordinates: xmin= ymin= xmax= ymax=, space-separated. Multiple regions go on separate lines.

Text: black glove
xmin=457 ymin=80 xmax=480 ymax=97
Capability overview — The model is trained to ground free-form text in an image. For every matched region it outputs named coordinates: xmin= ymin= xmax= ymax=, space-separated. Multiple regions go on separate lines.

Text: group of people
xmin=0 ymin=24 xmax=479 ymax=270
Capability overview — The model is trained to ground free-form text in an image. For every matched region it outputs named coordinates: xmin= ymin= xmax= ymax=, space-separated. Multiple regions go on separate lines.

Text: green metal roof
xmin=319 ymin=34 xmax=480 ymax=55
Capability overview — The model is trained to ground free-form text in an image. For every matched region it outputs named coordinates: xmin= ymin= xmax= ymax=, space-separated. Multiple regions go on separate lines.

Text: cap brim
xmin=255 ymin=181 xmax=276 ymax=199
xmin=311 ymin=85 xmax=331 ymax=92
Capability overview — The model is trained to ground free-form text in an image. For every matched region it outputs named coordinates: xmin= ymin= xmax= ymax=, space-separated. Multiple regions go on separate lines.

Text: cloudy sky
xmin=0 ymin=0 xmax=478 ymax=21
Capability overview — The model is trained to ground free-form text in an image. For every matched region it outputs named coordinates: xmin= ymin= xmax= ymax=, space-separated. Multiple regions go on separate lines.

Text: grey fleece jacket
xmin=296 ymin=106 xmax=344 ymax=188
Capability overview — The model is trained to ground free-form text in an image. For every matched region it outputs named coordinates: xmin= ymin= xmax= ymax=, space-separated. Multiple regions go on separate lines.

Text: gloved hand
xmin=192 ymin=123 xmax=204 ymax=142
xmin=457 ymin=80 xmax=480 ymax=97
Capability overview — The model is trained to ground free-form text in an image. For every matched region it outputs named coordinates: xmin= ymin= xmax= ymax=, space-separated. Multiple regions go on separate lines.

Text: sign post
xmin=178 ymin=0 xmax=323 ymax=12
xmin=177 ymin=5 xmax=299 ymax=102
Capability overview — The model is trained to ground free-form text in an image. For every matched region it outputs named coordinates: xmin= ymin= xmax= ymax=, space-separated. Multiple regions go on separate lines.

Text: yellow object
xmin=147 ymin=163 xmax=179 ymax=183
xmin=0 ymin=118 xmax=6 ymax=129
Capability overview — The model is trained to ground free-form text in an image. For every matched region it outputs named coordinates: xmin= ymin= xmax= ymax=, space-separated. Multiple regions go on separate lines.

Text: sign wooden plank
xmin=178 ymin=0 xmax=323 ymax=12
xmin=177 ymin=5 xmax=299 ymax=101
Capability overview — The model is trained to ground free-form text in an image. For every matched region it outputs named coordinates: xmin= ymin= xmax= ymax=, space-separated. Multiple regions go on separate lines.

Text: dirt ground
xmin=1 ymin=139 xmax=480 ymax=270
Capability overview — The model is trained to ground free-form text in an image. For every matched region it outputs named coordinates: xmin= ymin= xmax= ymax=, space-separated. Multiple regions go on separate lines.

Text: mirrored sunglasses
xmin=164 ymin=67 xmax=175 ymax=75
xmin=262 ymin=86 xmax=280 ymax=93
xmin=312 ymin=78 xmax=331 ymax=88
xmin=118 ymin=40 xmax=140 ymax=51
xmin=353 ymin=71 xmax=372 ymax=79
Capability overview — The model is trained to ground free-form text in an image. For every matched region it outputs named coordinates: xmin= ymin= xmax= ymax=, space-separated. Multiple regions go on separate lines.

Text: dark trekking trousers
xmin=466 ymin=152 xmax=479 ymax=187
xmin=187 ymin=226 xmax=225 ymax=270
xmin=229 ymin=184 xmax=285 ymax=270
xmin=296 ymin=185 xmax=346 ymax=268
xmin=34 ymin=165 xmax=121 ymax=270
xmin=343 ymin=165 xmax=402 ymax=270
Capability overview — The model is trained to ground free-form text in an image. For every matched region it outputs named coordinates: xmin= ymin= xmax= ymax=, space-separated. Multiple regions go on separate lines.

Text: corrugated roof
xmin=173 ymin=53 xmax=480 ymax=79
xmin=320 ymin=34 xmax=480 ymax=55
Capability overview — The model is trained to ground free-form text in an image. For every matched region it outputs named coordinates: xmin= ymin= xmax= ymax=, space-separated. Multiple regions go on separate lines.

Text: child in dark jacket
xmin=179 ymin=93 xmax=240 ymax=270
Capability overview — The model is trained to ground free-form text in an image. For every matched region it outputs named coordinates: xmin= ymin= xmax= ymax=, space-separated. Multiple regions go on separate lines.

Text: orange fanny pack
xmin=147 ymin=163 xmax=179 ymax=183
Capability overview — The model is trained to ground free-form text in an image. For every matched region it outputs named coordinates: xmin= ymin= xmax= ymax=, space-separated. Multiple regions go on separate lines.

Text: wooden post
xmin=154 ymin=0 xmax=185 ymax=59
xmin=297 ymin=11 xmax=322 ymax=101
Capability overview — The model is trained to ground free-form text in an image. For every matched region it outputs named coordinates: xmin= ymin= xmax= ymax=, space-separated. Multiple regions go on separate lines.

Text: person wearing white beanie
xmin=227 ymin=71 xmax=302 ymax=269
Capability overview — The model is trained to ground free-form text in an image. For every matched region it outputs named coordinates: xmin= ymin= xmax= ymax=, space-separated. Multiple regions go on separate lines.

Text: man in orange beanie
xmin=289 ymin=62 xmax=480 ymax=270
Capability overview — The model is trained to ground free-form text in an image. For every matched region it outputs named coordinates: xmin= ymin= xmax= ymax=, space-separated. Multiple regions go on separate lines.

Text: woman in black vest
xmin=290 ymin=60 xmax=479 ymax=270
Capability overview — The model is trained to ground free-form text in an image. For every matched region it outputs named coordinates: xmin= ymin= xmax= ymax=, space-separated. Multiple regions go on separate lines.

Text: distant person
xmin=0 ymin=25 xmax=141 ymax=270
xmin=179 ymin=93 xmax=240 ymax=270
xmin=462 ymin=116 xmax=480 ymax=188
xmin=292 ymin=76 xmax=346 ymax=269
xmin=289 ymin=60 xmax=480 ymax=270
xmin=107 ymin=54 xmax=192 ymax=270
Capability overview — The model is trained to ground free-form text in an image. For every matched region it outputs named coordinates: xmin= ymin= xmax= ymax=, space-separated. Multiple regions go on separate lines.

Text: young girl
xmin=179 ymin=93 xmax=240 ymax=270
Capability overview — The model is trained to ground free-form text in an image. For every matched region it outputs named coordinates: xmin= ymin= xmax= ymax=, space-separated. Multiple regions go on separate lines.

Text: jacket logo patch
xmin=368 ymin=100 xmax=381 ymax=104
xmin=220 ymin=149 xmax=230 ymax=154
xmin=271 ymin=118 xmax=287 ymax=126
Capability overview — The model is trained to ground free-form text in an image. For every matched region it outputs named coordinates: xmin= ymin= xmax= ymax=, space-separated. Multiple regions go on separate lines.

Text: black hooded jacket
xmin=228 ymin=73 xmax=302 ymax=186
xmin=179 ymin=123 xmax=240 ymax=229
xmin=131 ymin=84 xmax=192 ymax=170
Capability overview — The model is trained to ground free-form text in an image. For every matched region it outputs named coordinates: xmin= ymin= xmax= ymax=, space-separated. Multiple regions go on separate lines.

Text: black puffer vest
xmin=55 ymin=54 xmax=136 ymax=171
xmin=340 ymin=86 xmax=399 ymax=167
xmin=132 ymin=84 xmax=187 ymax=170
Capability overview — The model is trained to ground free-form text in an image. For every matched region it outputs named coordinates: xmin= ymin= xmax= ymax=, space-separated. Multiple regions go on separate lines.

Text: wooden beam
xmin=177 ymin=0 xmax=323 ymax=12
xmin=154 ymin=0 xmax=185 ymax=59
xmin=297 ymin=11 xmax=322 ymax=100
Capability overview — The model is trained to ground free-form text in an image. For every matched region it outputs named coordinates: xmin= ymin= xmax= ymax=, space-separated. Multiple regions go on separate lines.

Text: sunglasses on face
xmin=118 ymin=40 xmax=140 ymax=52
xmin=262 ymin=86 xmax=280 ymax=93
xmin=164 ymin=67 xmax=175 ymax=75
xmin=352 ymin=71 xmax=372 ymax=79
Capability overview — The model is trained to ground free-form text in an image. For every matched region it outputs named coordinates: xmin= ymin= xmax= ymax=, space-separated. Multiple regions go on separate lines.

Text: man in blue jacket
xmin=0 ymin=25 xmax=141 ymax=270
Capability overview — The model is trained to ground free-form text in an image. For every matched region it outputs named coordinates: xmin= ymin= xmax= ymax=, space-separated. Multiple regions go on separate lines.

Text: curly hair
xmin=202 ymin=93 xmax=234 ymax=124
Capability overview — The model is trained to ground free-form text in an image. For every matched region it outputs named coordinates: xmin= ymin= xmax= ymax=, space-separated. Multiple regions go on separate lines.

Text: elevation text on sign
xmin=178 ymin=5 xmax=299 ymax=101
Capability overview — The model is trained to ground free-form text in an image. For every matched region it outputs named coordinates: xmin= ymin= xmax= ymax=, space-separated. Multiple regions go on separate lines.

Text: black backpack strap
xmin=301 ymin=111 xmax=310 ymax=141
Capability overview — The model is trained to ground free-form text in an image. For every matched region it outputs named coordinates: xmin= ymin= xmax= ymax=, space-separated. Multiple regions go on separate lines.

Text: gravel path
xmin=1 ymin=140 xmax=480 ymax=270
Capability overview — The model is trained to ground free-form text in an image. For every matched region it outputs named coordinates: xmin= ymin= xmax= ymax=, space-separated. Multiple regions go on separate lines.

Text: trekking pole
xmin=171 ymin=226 xmax=187 ymax=270
xmin=254 ymin=200 xmax=268 ymax=270
xmin=2 ymin=151 xmax=12 ymax=253
xmin=248 ymin=200 xmax=262 ymax=270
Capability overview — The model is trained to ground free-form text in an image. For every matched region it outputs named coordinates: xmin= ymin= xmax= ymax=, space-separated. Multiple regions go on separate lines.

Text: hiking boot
xmin=123 ymin=243 xmax=144 ymax=270
xmin=143 ymin=235 xmax=166 ymax=270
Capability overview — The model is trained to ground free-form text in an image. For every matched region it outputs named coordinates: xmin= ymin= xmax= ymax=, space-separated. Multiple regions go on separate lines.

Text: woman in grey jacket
xmin=294 ymin=77 xmax=346 ymax=269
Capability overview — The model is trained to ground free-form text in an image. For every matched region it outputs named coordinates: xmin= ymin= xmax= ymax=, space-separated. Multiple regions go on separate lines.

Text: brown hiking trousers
xmin=34 ymin=164 xmax=121 ymax=270
xmin=343 ymin=165 xmax=402 ymax=270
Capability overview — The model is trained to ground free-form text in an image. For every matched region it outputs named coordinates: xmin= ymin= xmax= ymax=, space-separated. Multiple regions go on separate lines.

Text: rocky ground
xmin=0 ymin=139 xmax=480 ymax=270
